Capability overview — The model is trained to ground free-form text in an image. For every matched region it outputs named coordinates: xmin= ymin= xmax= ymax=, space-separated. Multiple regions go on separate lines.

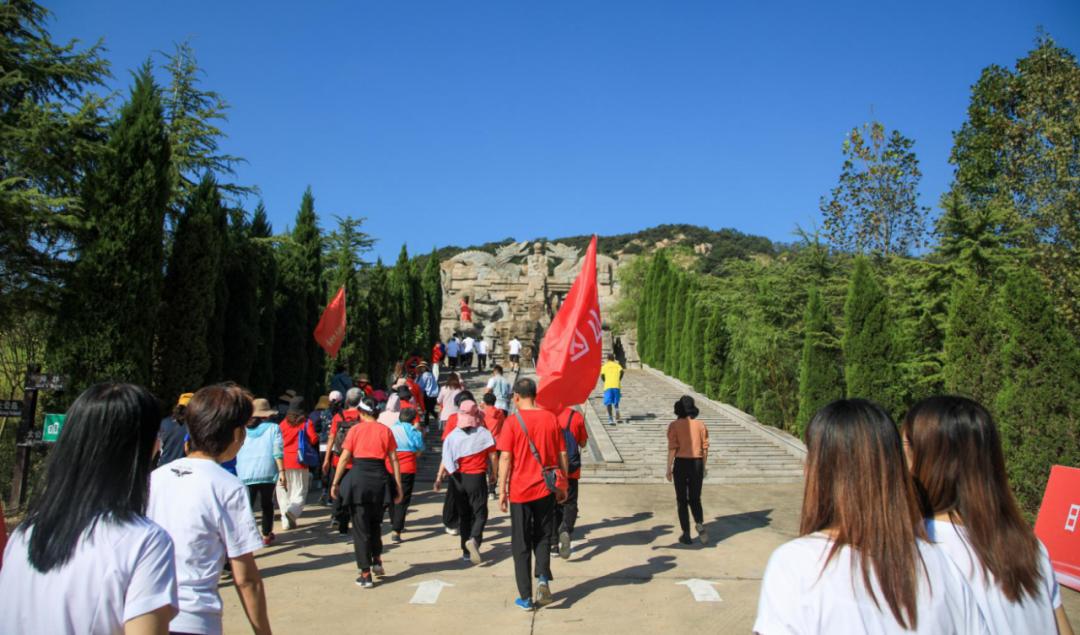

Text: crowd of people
xmin=0 ymin=339 xmax=1073 ymax=634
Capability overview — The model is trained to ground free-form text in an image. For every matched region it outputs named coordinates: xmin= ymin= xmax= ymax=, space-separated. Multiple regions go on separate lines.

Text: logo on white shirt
xmin=170 ymin=467 xmax=192 ymax=477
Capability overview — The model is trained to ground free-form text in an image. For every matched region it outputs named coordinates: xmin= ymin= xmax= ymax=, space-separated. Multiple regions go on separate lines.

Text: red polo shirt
xmin=496 ymin=409 xmax=565 ymax=504
xmin=341 ymin=420 xmax=396 ymax=460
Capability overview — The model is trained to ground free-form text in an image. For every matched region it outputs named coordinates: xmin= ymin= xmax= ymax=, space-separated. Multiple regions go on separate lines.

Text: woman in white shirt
xmin=0 ymin=383 xmax=178 ymax=634
xmin=903 ymin=396 xmax=1074 ymax=635
xmin=754 ymin=399 xmax=986 ymax=635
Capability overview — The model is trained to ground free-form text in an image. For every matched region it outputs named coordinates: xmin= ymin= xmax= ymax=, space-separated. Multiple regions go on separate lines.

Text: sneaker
xmin=372 ymin=562 xmax=386 ymax=577
xmin=355 ymin=573 xmax=374 ymax=588
xmin=445 ymin=525 xmax=460 ymax=536
xmin=696 ymin=523 xmax=709 ymax=545
xmin=514 ymin=597 xmax=533 ymax=611
xmin=535 ymin=578 xmax=553 ymax=606
xmin=262 ymin=533 xmax=275 ymax=547
xmin=558 ymin=531 xmax=571 ymax=559
xmin=466 ymin=538 xmax=482 ymax=565
xmin=678 ymin=533 xmax=692 ymax=545
xmin=607 ymin=416 xmax=615 ymax=425
xmin=392 ymin=531 xmax=402 ymax=543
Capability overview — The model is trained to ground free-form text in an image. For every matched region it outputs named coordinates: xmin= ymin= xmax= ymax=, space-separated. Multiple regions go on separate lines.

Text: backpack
xmin=297 ymin=419 xmax=320 ymax=467
xmin=563 ymin=411 xmax=582 ymax=474
xmin=331 ymin=409 xmax=361 ymax=455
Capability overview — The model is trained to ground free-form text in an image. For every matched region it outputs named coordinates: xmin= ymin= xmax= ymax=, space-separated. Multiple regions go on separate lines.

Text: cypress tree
xmin=842 ymin=257 xmax=897 ymax=411
xmin=293 ymin=187 xmax=323 ymax=401
xmin=664 ymin=273 xmax=687 ymax=374
xmin=422 ymin=248 xmax=443 ymax=344
xmin=677 ymin=283 xmax=696 ymax=381
xmin=795 ymin=286 xmax=844 ymax=437
xmin=323 ymin=216 xmax=375 ymax=377
xmin=365 ymin=260 xmax=393 ymax=384
xmin=248 ymin=203 xmax=277 ymax=397
xmin=651 ymin=255 xmax=673 ymax=367
xmin=204 ymin=195 xmax=229 ymax=384
xmin=155 ymin=175 xmax=226 ymax=402
xmin=221 ymin=209 xmax=260 ymax=387
xmin=49 ymin=65 xmax=171 ymax=393
xmin=942 ymin=275 xmax=1000 ymax=405
xmin=993 ymin=267 xmax=1080 ymax=515
xmin=636 ymin=254 xmax=659 ymax=362
xmin=689 ymin=302 xmax=707 ymax=390
xmin=702 ymin=305 xmax=729 ymax=399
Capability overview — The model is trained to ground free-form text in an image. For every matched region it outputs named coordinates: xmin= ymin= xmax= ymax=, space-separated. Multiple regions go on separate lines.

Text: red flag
xmin=314 ymin=286 xmax=347 ymax=358
xmin=536 ymin=236 xmax=602 ymax=413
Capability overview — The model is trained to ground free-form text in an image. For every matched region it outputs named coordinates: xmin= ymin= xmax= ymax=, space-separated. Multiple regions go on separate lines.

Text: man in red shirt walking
xmin=551 ymin=405 xmax=587 ymax=560
xmin=497 ymin=378 xmax=569 ymax=611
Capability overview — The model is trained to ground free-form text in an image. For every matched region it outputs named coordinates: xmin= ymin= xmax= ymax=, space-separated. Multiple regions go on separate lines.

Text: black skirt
xmin=339 ymin=458 xmax=388 ymax=507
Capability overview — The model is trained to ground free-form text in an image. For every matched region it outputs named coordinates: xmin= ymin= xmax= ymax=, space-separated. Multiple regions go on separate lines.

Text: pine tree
xmin=293 ymin=187 xmax=324 ymax=401
xmin=795 ymin=286 xmax=844 ymax=437
xmin=155 ymin=175 xmax=226 ymax=402
xmin=323 ymin=215 xmax=374 ymax=375
xmin=994 ymin=267 xmax=1080 ymax=515
xmin=422 ymin=249 xmax=443 ymax=345
xmin=48 ymin=65 xmax=171 ymax=393
xmin=221 ymin=209 xmax=260 ymax=387
xmin=204 ymin=196 xmax=229 ymax=384
xmin=364 ymin=260 xmax=394 ymax=385
xmin=842 ymin=257 xmax=897 ymax=411
xmin=942 ymin=275 xmax=1000 ymax=405
xmin=248 ymin=203 xmax=277 ymax=397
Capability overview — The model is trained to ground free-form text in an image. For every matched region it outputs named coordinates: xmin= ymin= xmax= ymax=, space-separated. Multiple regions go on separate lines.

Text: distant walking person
xmin=331 ymin=397 xmax=403 ymax=588
xmin=417 ymin=362 xmax=439 ymax=427
xmin=431 ymin=339 xmax=445 ymax=380
xmin=600 ymin=354 xmax=624 ymax=424
xmin=447 ymin=336 xmax=460 ymax=370
xmin=326 ymin=388 xmax=363 ymax=534
xmin=148 ymin=384 xmax=272 ymax=635
xmin=277 ymin=396 xmax=318 ymax=530
xmin=508 ymin=336 xmax=522 ymax=372
xmin=0 ymin=383 xmax=179 ymax=634
xmin=330 ymin=364 xmax=352 ymax=397
xmin=236 ymin=399 xmax=285 ymax=546
xmin=158 ymin=392 xmax=193 ymax=466
xmin=497 ymin=378 xmax=569 ymax=611
xmin=476 ymin=338 xmax=489 ymax=371
xmin=462 ymin=335 xmax=476 ymax=370
xmin=666 ymin=396 xmax=708 ymax=545
xmin=903 ymin=396 xmax=1073 ymax=634
xmin=436 ymin=400 xmax=497 ymax=565
xmin=485 ymin=365 xmax=513 ymax=411
xmin=552 ymin=405 xmax=588 ymax=559
xmin=437 ymin=373 xmax=464 ymax=431
xmin=388 ymin=407 xmax=425 ymax=543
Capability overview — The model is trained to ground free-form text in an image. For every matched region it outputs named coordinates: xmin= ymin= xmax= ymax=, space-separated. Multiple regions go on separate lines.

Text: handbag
xmin=513 ymin=412 xmax=563 ymax=497
xmin=297 ymin=419 xmax=320 ymax=467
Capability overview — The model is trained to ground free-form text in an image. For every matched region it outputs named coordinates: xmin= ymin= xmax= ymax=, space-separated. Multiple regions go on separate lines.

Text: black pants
xmin=332 ymin=465 xmax=351 ymax=532
xmin=348 ymin=462 xmax=387 ymax=572
xmin=442 ymin=477 xmax=460 ymax=529
xmin=449 ymin=356 xmax=459 ymax=369
xmin=454 ymin=473 xmax=489 ymax=553
xmin=673 ymin=457 xmax=705 ymax=535
xmin=247 ymin=482 xmax=275 ymax=536
xmin=423 ymin=396 xmax=437 ymax=425
xmin=390 ymin=472 xmax=416 ymax=533
xmin=477 ymin=354 xmax=487 ymax=371
xmin=511 ymin=495 xmax=556 ymax=600
xmin=551 ymin=479 xmax=580 ymax=543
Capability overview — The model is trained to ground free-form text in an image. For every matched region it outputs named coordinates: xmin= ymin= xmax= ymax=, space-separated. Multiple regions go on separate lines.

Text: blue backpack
xmin=297 ymin=419 xmax=320 ymax=467
xmin=563 ymin=411 xmax=581 ymax=474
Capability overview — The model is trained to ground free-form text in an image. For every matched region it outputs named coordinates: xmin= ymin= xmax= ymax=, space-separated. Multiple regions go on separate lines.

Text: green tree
xmin=664 ymin=272 xmax=688 ymax=375
xmin=220 ymin=209 xmax=260 ymax=388
xmin=795 ymin=286 xmax=844 ymax=437
xmin=48 ymin=65 xmax=171 ymax=393
xmin=676 ymin=281 xmax=697 ymax=382
xmin=701 ymin=305 xmax=729 ymax=399
xmin=635 ymin=253 xmax=660 ymax=362
xmin=155 ymin=175 xmax=225 ymax=401
xmin=364 ymin=260 xmax=394 ymax=385
xmin=248 ymin=203 xmax=277 ymax=396
xmin=689 ymin=302 xmax=707 ymax=390
xmin=294 ymin=187 xmax=324 ymax=400
xmin=421 ymin=248 xmax=443 ymax=345
xmin=993 ymin=267 xmax=1080 ymax=516
xmin=323 ymin=215 xmax=374 ymax=375
xmin=842 ymin=257 xmax=897 ymax=411
xmin=820 ymin=121 xmax=930 ymax=257
xmin=0 ymin=0 xmax=110 ymax=321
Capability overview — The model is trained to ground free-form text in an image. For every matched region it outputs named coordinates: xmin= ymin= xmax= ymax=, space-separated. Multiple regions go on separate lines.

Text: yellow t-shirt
xmin=601 ymin=361 xmax=623 ymax=389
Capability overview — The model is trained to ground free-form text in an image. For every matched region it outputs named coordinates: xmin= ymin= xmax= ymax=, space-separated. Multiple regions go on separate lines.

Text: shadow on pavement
xmin=575 ymin=523 xmax=675 ymax=562
xmin=575 ymin=511 xmax=654 ymax=540
xmin=708 ymin=508 xmax=772 ymax=545
xmin=551 ymin=556 xmax=678 ymax=609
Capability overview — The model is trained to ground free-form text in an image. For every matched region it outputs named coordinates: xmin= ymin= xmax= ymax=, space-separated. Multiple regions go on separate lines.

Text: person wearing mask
xmin=507 ymin=336 xmax=522 ymax=372
xmin=388 ymin=408 xmax=425 ymax=543
xmin=497 ymin=378 xmax=569 ymax=611
xmin=148 ymin=384 xmax=272 ymax=635
xmin=325 ymin=388 xmax=363 ymax=534
xmin=437 ymin=373 xmax=464 ymax=431
xmin=158 ymin=392 xmax=193 ymax=466
xmin=552 ymin=405 xmax=588 ymax=559
xmin=417 ymin=362 xmax=439 ymax=427
xmin=903 ymin=396 xmax=1073 ymax=635
xmin=485 ymin=365 xmax=513 ymax=412
xmin=753 ymin=399 xmax=985 ymax=634
xmin=666 ymin=396 xmax=709 ymax=545
xmin=0 ymin=383 xmax=179 ymax=634
xmin=600 ymin=354 xmax=624 ymax=425
xmin=435 ymin=400 xmax=497 ymax=565
xmin=331 ymin=397 xmax=404 ymax=588
xmin=277 ymin=396 xmax=318 ymax=530
xmin=236 ymin=398 xmax=285 ymax=547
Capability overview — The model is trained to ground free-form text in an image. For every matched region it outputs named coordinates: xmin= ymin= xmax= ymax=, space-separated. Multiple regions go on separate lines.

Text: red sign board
xmin=1034 ymin=465 xmax=1080 ymax=592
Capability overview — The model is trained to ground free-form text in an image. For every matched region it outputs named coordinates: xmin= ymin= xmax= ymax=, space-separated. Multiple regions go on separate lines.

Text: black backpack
xmin=331 ymin=409 xmax=361 ymax=455
xmin=563 ymin=411 xmax=582 ymax=473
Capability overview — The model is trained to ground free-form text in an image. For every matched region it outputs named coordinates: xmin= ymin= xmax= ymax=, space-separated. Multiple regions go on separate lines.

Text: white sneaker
xmin=696 ymin=523 xmax=709 ymax=545
xmin=466 ymin=538 xmax=482 ymax=565
xmin=558 ymin=531 xmax=571 ymax=559
xmin=445 ymin=525 xmax=460 ymax=536
xmin=536 ymin=580 xmax=553 ymax=606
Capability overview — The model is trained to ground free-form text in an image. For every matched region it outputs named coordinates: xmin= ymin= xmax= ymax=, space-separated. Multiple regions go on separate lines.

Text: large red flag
xmin=314 ymin=286 xmax=347 ymax=358
xmin=536 ymin=236 xmax=602 ymax=413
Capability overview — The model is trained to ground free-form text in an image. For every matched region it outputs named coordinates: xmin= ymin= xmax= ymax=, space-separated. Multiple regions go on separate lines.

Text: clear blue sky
xmin=51 ymin=0 xmax=1080 ymax=262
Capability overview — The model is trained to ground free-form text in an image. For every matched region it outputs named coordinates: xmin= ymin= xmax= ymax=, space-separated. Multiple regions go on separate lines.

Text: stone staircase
xmin=578 ymin=368 xmax=806 ymax=485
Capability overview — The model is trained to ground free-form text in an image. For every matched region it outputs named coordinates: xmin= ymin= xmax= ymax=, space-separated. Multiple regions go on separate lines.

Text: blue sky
xmin=51 ymin=1 xmax=1080 ymax=262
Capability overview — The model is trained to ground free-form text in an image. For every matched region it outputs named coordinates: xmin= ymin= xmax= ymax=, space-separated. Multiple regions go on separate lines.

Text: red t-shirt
xmin=328 ymin=409 xmax=361 ymax=468
xmin=280 ymin=418 xmax=318 ymax=470
xmin=458 ymin=447 xmax=496 ymax=475
xmin=341 ymin=420 xmax=397 ymax=460
xmin=442 ymin=413 xmax=458 ymax=440
xmin=558 ymin=408 xmax=588 ymax=479
xmin=496 ymin=409 xmax=565 ymax=503
xmin=484 ymin=406 xmax=507 ymax=440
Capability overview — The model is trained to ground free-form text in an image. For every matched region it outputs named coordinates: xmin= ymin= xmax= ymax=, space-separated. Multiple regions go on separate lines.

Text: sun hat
xmin=315 ymin=395 xmax=330 ymax=410
xmin=278 ymin=389 xmax=297 ymax=403
xmin=251 ymin=398 xmax=276 ymax=418
xmin=286 ymin=396 xmax=305 ymax=415
xmin=456 ymin=400 xmax=483 ymax=429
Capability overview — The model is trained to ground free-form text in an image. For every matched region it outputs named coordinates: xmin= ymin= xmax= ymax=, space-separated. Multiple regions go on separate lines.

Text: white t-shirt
xmin=754 ymin=533 xmax=987 ymax=635
xmin=147 ymin=457 xmax=263 ymax=635
xmin=927 ymin=519 xmax=1061 ymax=634
xmin=486 ymin=375 xmax=512 ymax=410
xmin=476 ymin=340 xmax=488 ymax=355
xmin=462 ymin=337 xmax=475 ymax=353
xmin=509 ymin=339 xmax=522 ymax=355
xmin=0 ymin=516 xmax=177 ymax=635
xmin=447 ymin=340 xmax=460 ymax=356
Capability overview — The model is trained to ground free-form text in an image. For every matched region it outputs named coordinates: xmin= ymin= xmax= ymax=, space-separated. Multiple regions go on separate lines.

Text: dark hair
xmin=802 ymin=399 xmax=927 ymax=629
xmin=396 ymin=385 xmax=413 ymax=401
xmin=674 ymin=396 xmax=698 ymax=419
xmin=171 ymin=403 xmax=187 ymax=422
xmin=454 ymin=390 xmax=474 ymax=407
xmin=903 ymin=396 xmax=1043 ymax=602
xmin=334 ymin=364 xmax=345 ymax=374
xmin=607 ymin=353 xmax=616 ymax=361
xmin=492 ymin=365 xmax=503 ymax=374
xmin=482 ymin=392 xmax=496 ymax=405
xmin=22 ymin=383 xmax=162 ymax=572
xmin=399 ymin=407 xmax=417 ymax=423
xmin=186 ymin=384 xmax=253 ymax=456
xmin=446 ymin=373 xmax=462 ymax=390
xmin=360 ymin=396 xmax=379 ymax=419
xmin=513 ymin=377 xmax=537 ymax=398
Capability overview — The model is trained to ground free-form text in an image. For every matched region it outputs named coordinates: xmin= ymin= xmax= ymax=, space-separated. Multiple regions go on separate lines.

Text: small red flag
xmin=536 ymin=236 xmax=602 ymax=413
xmin=314 ymin=286 xmax=347 ymax=358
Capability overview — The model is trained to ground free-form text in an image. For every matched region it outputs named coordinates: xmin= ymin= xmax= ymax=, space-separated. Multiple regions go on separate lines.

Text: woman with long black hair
xmin=666 ymin=396 xmax=709 ymax=545
xmin=331 ymin=396 xmax=403 ymax=588
xmin=0 ymin=383 xmax=178 ymax=634
xmin=904 ymin=396 xmax=1074 ymax=635
xmin=753 ymin=399 xmax=985 ymax=634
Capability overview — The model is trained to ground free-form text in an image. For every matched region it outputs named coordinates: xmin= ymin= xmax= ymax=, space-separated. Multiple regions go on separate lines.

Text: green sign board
xmin=43 ymin=413 xmax=66 ymax=443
